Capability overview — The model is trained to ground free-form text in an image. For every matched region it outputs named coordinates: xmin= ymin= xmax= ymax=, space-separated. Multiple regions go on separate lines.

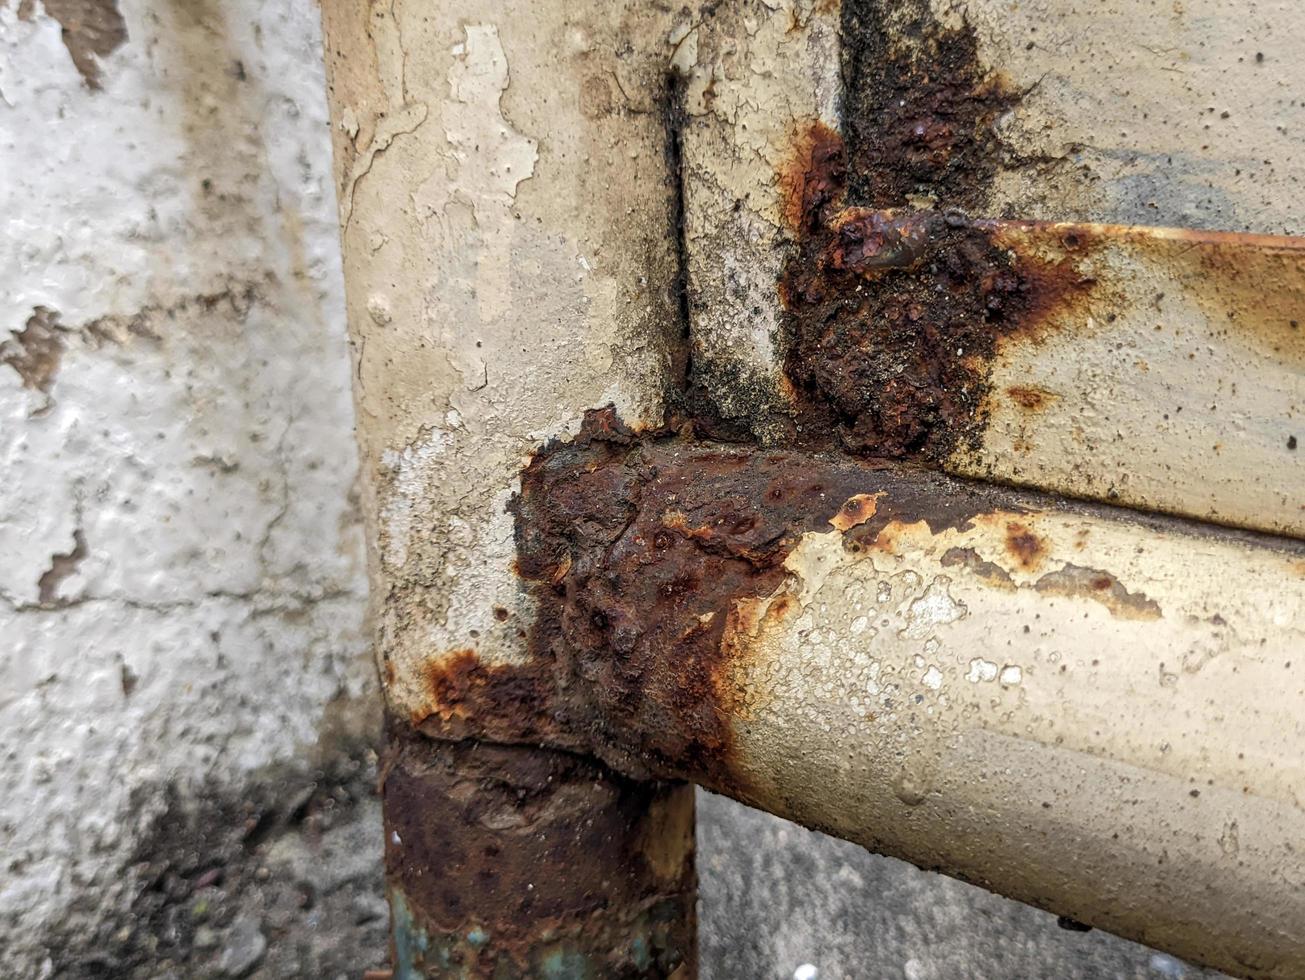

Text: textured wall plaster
xmin=0 ymin=1 xmax=371 ymax=972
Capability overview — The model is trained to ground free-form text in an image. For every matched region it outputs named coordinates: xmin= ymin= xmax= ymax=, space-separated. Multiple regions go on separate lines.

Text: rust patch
xmin=778 ymin=132 xmax=1095 ymax=461
xmin=20 ymin=0 xmax=128 ymax=90
xmin=2 ymin=307 xmax=65 ymax=393
xmin=1004 ymin=521 xmax=1046 ymax=571
xmin=839 ymin=0 xmax=1019 ymax=210
xmin=411 ymin=650 xmax=555 ymax=741
xmin=382 ymin=725 xmax=696 ymax=977
xmin=510 ymin=410 xmax=868 ymax=790
xmin=778 ymin=121 xmax=845 ymax=237
xmin=417 ymin=409 xmax=1027 ymax=790
xmin=1007 ymin=385 xmax=1058 ymax=411
xmin=774 ymin=1 xmax=1100 ymax=461
xmin=1034 ymin=564 xmax=1162 ymax=620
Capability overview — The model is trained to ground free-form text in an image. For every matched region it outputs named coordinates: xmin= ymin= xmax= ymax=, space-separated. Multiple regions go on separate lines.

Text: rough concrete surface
xmin=0 ymin=1 xmax=1238 ymax=977
xmin=1 ymin=0 xmax=372 ymax=974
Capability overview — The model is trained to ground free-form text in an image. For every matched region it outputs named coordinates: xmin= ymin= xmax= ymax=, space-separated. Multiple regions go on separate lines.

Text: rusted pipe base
xmin=382 ymin=724 xmax=697 ymax=979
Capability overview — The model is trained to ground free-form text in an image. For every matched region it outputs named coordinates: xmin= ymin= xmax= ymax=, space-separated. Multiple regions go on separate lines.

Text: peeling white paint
xmin=903 ymin=577 xmax=967 ymax=639
xmin=380 ymin=429 xmax=452 ymax=570
xmin=427 ymin=23 xmax=538 ymax=325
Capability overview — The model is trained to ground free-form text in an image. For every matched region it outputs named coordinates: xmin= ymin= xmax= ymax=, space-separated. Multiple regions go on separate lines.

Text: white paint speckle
xmin=999 ymin=665 xmax=1023 ymax=686
xmin=366 ymin=293 xmax=393 ymax=325
xmin=793 ymin=965 xmax=819 ymax=980
xmin=967 ymin=659 xmax=1000 ymax=683
xmin=903 ymin=577 xmax=967 ymax=639
xmin=922 ymin=665 xmax=943 ymax=691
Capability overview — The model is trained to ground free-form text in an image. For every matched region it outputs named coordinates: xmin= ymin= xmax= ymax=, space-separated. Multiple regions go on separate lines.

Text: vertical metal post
xmin=383 ymin=728 xmax=695 ymax=977
xmin=318 ymin=1 xmax=698 ymax=975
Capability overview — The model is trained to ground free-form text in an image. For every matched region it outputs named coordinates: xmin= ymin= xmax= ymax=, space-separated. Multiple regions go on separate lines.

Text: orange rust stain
xmin=412 ymin=649 xmax=555 ymax=738
xmin=1007 ymin=385 xmax=1057 ymax=411
xmin=767 ymin=595 xmax=794 ymax=621
xmin=829 ymin=492 xmax=882 ymax=531
xmin=777 ymin=120 xmax=843 ymax=235
xmin=868 ymin=521 xmax=907 ymax=555
xmin=1004 ymin=522 xmax=1047 ymax=571
xmin=1104 ymin=225 xmax=1304 ymax=365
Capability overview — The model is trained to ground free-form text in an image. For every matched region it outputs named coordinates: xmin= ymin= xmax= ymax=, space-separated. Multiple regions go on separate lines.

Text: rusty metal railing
xmin=319 ymin=1 xmax=1305 ymax=977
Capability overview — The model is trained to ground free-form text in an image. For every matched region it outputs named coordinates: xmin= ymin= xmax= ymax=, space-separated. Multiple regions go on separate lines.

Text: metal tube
xmin=383 ymin=727 xmax=695 ymax=977
xmin=317 ymin=1 xmax=697 ymax=974
xmin=508 ymin=438 xmax=1305 ymax=980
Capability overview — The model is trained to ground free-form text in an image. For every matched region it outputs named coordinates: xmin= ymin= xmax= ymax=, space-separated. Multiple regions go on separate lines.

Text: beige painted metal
xmin=320 ymin=0 xmax=685 ymax=717
xmin=950 ymin=221 xmax=1305 ymax=538
xmin=717 ymin=495 xmax=1305 ymax=978
xmin=963 ymin=0 xmax=1305 ymax=234
xmin=677 ymin=0 xmax=840 ymax=440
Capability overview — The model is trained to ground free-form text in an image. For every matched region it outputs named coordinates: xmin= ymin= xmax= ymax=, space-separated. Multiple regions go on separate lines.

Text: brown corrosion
xmin=1034 ymin=564 xmax=1162 ymax=620
xmin=417 ymin=409 xmax=1026 ymax=790
xmin=839 ymin=0 xmax=1019 ymax=210
xmin=778 ymin=129 xmax=1096 ymax=461
xmin=412 ymin=649 xmax=555 ymax=740
xmin=382 ymin=724 xmax=696 ymax=977
xmin=773 ymin=0 xmax=1100 ymax=461
xmin=1007 ymin=385 xmax=1057 ymax=411
xmin=940 ymin=546 xmax=1016 ymax=589
xmin=779 ymin=121 xmax=846 ymax=237
xmin=1004 ymin=521 xmax=1047 ymax=570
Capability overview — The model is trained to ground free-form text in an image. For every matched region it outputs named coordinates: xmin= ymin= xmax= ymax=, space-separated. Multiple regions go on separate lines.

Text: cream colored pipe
xmin=715 ymin=493 xmax=1305 ymax=979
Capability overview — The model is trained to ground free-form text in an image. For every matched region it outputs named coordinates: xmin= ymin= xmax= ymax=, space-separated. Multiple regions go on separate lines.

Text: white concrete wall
xmin=0 ymin=1 xmax=372 ymax=971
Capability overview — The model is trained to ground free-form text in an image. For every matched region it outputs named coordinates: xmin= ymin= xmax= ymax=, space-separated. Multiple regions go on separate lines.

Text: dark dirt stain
xmin=1034 ymin=563 xmax=1162 ymax=620
xmin=20 ymin=0 xmax=128 ymax=90
xmin=382 ymin=726 xmax=695 ymax=978
xmin=2 ymin=307 xmax=65 ymax=394
xmin=44 ymin=737 xmax=387 ymax=980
